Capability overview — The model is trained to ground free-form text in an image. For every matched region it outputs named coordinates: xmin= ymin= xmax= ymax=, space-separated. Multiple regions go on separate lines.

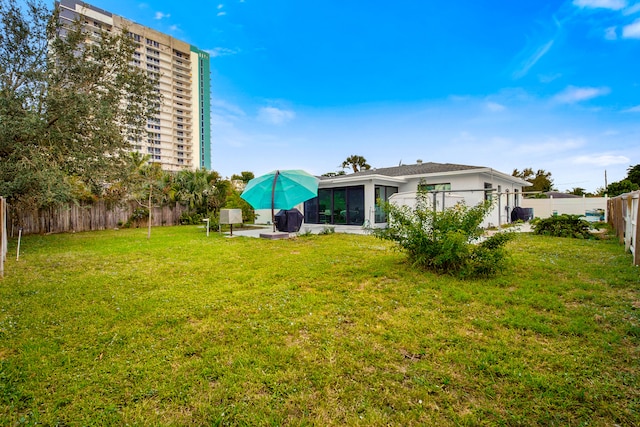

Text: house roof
xmin=321 ymin=162 xmax=481 ymax=180
xmin=543 ymin=191 xmax=580 ymax=199
xmin=319 ymin=161 xmax=531 ymax=187
xmin=360 ymin=162 xmax=481 ymax=177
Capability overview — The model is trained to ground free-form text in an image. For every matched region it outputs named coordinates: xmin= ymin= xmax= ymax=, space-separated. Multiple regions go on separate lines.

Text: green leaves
xmin=531 ymin=214 xmax=595 ymax=239
xmin=374 ymin=195 xmax=513 ymax=278
xmin=0 ymin=0 xmax=159 ymax=211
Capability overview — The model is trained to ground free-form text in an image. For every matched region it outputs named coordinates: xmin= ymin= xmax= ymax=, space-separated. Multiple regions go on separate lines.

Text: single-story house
xmin=303 ymin=161 xmax=531 ymax=228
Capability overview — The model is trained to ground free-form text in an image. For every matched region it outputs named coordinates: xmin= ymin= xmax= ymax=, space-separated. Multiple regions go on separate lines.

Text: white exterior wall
xmin=395 ymin=173 xmax=527 ymax=227
xmin=521 ymin=197 xmax=607 ymax=219
xmin=315 ymin=168 xmax=528 ymax=229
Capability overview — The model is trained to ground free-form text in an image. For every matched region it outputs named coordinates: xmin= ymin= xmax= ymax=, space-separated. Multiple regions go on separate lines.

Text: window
xmin=484 ymin=182 xmax=493 ymax=201
xmin=418 ymin=183 xmax=451 ymax=192
xmin=375 ymin=186 xmax=399 ymax=223
xmin=304 ymin=186 xmax=365 ymax=225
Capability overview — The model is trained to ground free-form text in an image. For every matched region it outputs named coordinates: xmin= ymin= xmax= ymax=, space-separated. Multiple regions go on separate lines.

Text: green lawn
xmin=0 ymin=226 xmax=638 ymax=426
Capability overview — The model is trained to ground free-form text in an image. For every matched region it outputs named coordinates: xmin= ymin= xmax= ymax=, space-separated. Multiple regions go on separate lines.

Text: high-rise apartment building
xmin=57 ymin=0 xmax=211 ymax=171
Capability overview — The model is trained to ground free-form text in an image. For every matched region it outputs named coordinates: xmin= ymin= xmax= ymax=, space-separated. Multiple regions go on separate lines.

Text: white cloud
xmin=623 ymin=3 xmax=640 ymax=14
xmin=573 ymin=0 xmax=627 ymax=10
xmin=513 ymin=40 xmax=554 ymax=79
xmin=553 ymin=86 xmax=611 ymax=103
xmin=169 ymin=25 xmax=179 ymax=32
xmin=622 ymin=18 xmax=640 ymax=37
xmin=258 ymin=107 xmax=296 ymax=125
xmin=206 ymin=47 xmax=238 ymax=57
xmin=623 ymin=104 xmax=640 ymax=112
xmin=218 ymin=4 xmax=224 ymax=9
xmin=539 ymin=73 xmax=562 ymax=83
xmin=217 ymin=12 xmax=227 ymax=16
xmin=605 ymin=26 xmax=618 ymax=39
xmin=212 ymin=99 xmax=246 ymax=117
xmin=517 ymin=138 xmax=585 ymax=155
xmin=485 ymin=102 xmax=506 ymax=112
xmin=154 ymin=11 xmax=170 ymax=20
xmin=572 ymin=154 xmax=630 ymax=166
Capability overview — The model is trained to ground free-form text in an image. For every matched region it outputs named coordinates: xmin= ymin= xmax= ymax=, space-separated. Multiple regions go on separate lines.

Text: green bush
xmin=179 ymin=212 xmax=203 ymax=225
xmin=124 ymin=207 xmax=148 ymax=228
xmin=531 ymin=214 xmax=594 ymax=239
xmin=373 ymin=193 xmax=513 ymax=278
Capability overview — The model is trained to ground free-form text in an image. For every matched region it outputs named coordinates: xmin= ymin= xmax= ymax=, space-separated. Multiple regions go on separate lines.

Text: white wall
xmin=397 ymin=174 xmax=526 ymax=227
xmin=521 ymin=197 xmax=607 ymax=219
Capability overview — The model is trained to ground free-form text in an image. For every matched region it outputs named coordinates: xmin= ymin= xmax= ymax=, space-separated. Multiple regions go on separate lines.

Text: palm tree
xmin=341 ymin=155 xmax=371 ymax=173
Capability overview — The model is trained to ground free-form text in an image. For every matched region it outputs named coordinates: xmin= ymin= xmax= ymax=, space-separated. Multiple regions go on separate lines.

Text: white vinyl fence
xmin=521 ymin=196 xmax=607 ymax=221
xmin=608 ymin=191 xmax=640 ymax=266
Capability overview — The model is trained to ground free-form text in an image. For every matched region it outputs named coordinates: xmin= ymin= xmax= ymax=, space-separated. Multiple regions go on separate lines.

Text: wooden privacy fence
xmin=8 ymin=201 xmax=189 ymax=236
xmin=608 ymin=190 xmax=640 ymax=266
xmin=1 ymin=197 xmax=6 ymax=278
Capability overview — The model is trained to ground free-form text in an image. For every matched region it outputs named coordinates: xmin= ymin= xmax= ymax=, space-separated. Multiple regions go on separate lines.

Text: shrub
xmin=179 ymin=211 xmax=203 ymax=225
xmin=373 ymin=193 xmax=513 ymax=278
xmin=125 ymin=207 xmax=148 ymax=228
xmin=531 ymin=214 xmax=594 ymax=239
xmin=319 ymin=226 xmax=335 ymax=235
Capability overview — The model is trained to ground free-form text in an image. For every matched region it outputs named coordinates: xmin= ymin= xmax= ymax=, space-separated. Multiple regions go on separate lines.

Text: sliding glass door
xmin=304 ymin=186 xmax=365 ymax=225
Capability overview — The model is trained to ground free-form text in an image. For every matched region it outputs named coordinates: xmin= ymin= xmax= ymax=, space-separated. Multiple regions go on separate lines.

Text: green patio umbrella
xmin=240 ymin=170 xmax=319 ymax=232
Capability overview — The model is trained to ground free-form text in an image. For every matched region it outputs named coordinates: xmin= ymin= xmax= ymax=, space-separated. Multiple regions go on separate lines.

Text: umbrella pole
xmin=271 ymin=170 xmax=279 ymax=232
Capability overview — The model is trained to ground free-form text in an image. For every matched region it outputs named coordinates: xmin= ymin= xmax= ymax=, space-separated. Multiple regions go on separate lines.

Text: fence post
xmin=0 ymin=197 xmax=5 ymax=278
xmin=634 ymin=193 xmax=640 ymax=266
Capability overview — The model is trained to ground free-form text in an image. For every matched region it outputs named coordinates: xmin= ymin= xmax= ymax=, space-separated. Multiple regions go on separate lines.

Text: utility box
xmin=220 ymin=209 xmax=242 ymax=225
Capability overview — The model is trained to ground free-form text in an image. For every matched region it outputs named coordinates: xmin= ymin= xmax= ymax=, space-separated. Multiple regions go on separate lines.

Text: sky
xmin=64 ymin=0 xmax=640 ymax=192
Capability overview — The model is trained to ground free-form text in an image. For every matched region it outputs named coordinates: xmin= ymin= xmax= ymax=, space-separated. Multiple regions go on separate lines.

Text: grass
xmin=0 ymin=226 xmax=639 ymax=426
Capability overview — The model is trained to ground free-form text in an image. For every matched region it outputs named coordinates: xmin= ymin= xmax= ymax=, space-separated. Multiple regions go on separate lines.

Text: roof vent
xmin=416 ymin=159 xmax=423 ymax=164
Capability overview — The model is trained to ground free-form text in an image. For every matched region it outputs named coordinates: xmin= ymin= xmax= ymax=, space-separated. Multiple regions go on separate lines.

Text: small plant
xmin=319 ymin=226 xmax=335 ymax=235
xmin=179 ymin=212 xmax=203 ymax=225
xmin=298 ymin=228 xmax=314 ymax=237
xmin=531 ymin=214 xmax=595 ymax=239
xmin=127 ymin=207 xmax=149 ymax=228
xmin=373 ymin=191 xmax=513 ymax=278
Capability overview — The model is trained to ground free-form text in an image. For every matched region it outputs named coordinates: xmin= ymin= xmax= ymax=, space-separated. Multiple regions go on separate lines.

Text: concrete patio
xmin=224 ymin=223 xmax=371 ymax=238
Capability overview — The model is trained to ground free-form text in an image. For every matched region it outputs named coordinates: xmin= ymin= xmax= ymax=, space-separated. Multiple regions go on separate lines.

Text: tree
xmin=230 ymin=171 xmax=255 ymax=184
xmin=0 ymin=0 xmax=159 ymax=211
xmin=606 ymin=179 xmax=639 ymax=197
xmin=568 ymin=187 xmax=586 ymax=196
xmin=512 ymin=168 xmax=554 ymax=193
xmin=321 ymin=171 xmax=346 ymax=177
xmin=625 ymin=164 xmax=640 ymax=186
xmin=341 ymin=155 xmax=371 ymax=173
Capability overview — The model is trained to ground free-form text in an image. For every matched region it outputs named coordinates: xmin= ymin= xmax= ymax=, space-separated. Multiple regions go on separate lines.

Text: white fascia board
xmin=319 ymin=174 xmax=407 ymax=186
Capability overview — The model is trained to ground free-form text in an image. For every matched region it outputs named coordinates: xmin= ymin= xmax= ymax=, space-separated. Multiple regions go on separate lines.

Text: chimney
xmin=416 ymin=159 xmax=423 ymax=164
